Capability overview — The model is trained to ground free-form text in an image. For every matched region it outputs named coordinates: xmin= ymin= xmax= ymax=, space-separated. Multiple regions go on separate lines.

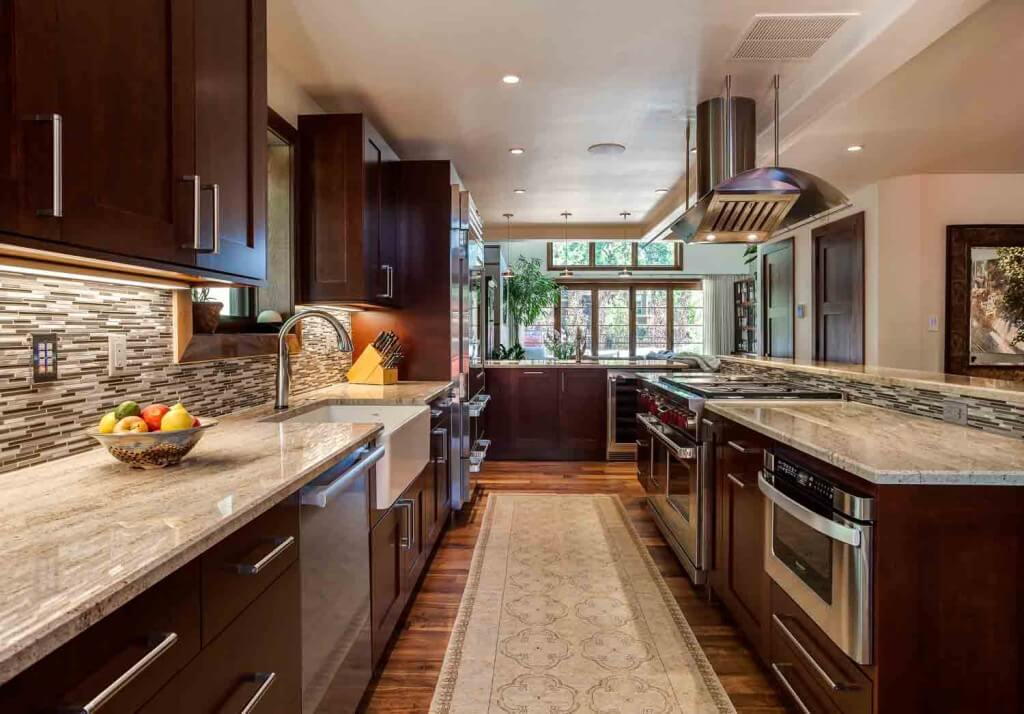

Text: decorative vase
xmin=192 ymin=301 xmax=223 ymax=334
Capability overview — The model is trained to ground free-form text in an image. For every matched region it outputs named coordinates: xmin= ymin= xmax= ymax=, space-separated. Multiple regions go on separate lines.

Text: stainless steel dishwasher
xmin=299 ymin=442 xmax=385 ymax=714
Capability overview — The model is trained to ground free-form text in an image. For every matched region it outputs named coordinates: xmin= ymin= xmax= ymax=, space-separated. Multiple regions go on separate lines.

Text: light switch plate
xmin=108 ymin=333 xmax=128 ymax=376
xmin=30 ymin=333 xmax=59 ymax=384
xmin=795 ymin=304 xmax=806 ymax=319
xmin=928 ymin=315 xmax=940 ymax=332
xmin=942 ymin=399 xmax=969 ymax=426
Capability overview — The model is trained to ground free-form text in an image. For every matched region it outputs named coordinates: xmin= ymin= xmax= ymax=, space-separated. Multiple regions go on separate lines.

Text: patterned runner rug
xmin=430 ymin=494 xmax=735 ymax=713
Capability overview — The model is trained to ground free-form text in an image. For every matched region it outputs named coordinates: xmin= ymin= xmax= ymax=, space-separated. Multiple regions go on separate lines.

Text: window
xmin=596 ymin=289 xmax=630 ymax=357
xmin=673 ymin=288 xmax=704 ymax=354
xmin=635 ymin=289 xmax=669 ymax=354
xmin=548 ymin=242 xmax=681 ymax=271
xmin=519 ymin=301 xmax=556 ymax=358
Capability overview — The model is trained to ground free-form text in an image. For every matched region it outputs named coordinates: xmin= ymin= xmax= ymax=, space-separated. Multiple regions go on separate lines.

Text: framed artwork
xmin=946 ymin=225 xmax=1024 ymax=375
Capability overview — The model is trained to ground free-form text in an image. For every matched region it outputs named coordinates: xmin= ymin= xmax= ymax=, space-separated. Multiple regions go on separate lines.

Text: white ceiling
xmin=268 ymin=0 xmax=998 ymax=231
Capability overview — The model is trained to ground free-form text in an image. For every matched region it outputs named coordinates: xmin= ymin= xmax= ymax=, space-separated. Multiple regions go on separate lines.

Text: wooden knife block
xmin=346 ymin=345 xmax=399 ymax=385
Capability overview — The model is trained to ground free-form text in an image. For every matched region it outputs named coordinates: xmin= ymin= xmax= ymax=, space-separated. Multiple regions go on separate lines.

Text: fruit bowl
xmin=87 ymin=418 xmax=218 ymax=469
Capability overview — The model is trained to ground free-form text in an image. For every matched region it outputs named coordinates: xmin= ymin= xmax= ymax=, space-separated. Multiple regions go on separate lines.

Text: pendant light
xmin=501 ymin=213 xmax=515 ymax=278
xmin=618 ymin=212 xmax=633 ymax=277
xmin=559 ymin=211 xmax=574 ymax=277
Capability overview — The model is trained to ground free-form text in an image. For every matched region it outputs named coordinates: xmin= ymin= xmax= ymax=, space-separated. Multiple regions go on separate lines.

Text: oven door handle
xmin=758 ymin=472 xmax=862 ymax=547
xmin=638 ymin=415 xmax=695 ymax=460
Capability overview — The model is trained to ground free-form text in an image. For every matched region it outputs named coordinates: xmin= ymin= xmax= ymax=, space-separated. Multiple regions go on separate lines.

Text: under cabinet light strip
xmin=0 ymin=261 xmax=192 ymax=290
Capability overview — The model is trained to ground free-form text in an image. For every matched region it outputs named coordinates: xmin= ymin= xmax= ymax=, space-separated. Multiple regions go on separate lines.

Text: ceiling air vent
xmin=731 ymin=13 xmax=857 ymax=62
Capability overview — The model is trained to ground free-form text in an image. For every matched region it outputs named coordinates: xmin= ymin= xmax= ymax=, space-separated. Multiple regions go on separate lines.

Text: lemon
xmin=161 ymin=408 xmax=195 ymax=431
xmin=98 ymin=412 xmax=118 ymax=434
xmin=169 ymin=402 xmax=188 ymax=412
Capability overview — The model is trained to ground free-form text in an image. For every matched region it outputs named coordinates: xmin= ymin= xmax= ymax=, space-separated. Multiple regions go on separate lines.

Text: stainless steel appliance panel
xmin=299 ymin=444 xmax=384 ymax=713
xmin=760 ymin=452 xmax=875 ymax=664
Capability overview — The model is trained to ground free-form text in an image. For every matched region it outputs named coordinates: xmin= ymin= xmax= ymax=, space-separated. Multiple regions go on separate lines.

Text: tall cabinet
xmin=0 ymin=0 xmax=267 ymax=283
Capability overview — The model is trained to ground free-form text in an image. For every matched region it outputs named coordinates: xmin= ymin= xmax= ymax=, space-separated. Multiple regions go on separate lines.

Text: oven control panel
xmin=774 ymin=457 xmax=835 ymax=510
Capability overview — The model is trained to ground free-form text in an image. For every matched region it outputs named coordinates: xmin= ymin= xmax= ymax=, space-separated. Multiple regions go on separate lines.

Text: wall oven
xmin=760 ymin=451 xmax=875 ymax=665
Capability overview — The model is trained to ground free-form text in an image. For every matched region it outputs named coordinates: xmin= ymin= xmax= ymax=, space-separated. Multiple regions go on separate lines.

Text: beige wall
xmin=268 ymin=57 xmax=325 ymax=126
xmin=757 ymin=174 xmax=1024 ymax=371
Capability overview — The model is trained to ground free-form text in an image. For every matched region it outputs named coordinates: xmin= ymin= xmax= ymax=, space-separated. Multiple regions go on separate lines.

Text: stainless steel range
xmin=636 ymin=374 xmax=843 ymax=585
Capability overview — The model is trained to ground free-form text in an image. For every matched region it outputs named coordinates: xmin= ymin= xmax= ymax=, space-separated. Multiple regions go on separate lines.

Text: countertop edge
xmin=706 ymin=402 xmax=1024 ymax=487
xmin=0 ymin=424 xmax=382 ymax=686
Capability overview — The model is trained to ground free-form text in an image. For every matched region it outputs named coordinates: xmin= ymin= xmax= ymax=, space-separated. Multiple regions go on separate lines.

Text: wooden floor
xmin=362 ymin=461 xmax=792 ymax=713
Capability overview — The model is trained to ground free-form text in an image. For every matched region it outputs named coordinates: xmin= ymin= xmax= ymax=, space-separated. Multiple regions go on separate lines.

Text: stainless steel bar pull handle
xmin=31 ymin=114 xmax=63 ymax=217
xmin=202 ymin=183 xmax=221 ymax=254
xmin=300 ymin=445 xmax=385 ymax=508
xmin=433 ymin=427 xmax=449 ymax=464
xmin=378 ymin=265 xmax=393 ymax=298
xmin=182 ymin=175 xmax=201 ymax=250
xmin=728 ymin=440 xmax=762 ymax=455
xmin=397 ymin=498 xmax=415 ymax=549
xmin=231 ymin=535 xmax=295 ymax=576
xmin=239 ymin=672 xmax=277 ymax=714
xmin=772 ymin=614 xmax=857 ymax=692
xmin=758 ymin=471 xmax=862 ymax=547
xmin=770 ymin=663 xmax=811 ymax=714
xmin=725 ymin=472 xmax=746 ymax=489
xmin=62 ymin=632 xmax=178 ymax=713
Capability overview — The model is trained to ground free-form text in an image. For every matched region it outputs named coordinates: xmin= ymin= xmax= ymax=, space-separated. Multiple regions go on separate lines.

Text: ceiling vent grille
xmin=731 ymin=13 xmax=857 ymax=62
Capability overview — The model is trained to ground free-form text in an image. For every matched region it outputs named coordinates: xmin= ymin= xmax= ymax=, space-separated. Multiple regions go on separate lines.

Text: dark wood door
xmin=814 ymin=212 xmax=865 ymax=364
xmin=0 ymin=1 xmax=62 ymax=243
xmin=515 ymin=369 xmax=561 ymax=460
xmin=370 ymin=505 xmax=404 ymax=666
xmin=762 ymin=239 xmax=795 ymax=358
xmin=194 ymin=0 xmax=267 ymax=280
xmin=558 ymin=368 xmax=607 ymax=460
xmin=52 ymin=0 xmax=196 ymax=265
xmin=420 ymin=466 xmax=438 ymax=553
xmin=483 ymin=368 xmax=517 ymax=460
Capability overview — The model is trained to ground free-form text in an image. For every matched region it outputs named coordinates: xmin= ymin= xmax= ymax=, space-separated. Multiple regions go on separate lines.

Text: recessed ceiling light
xmin=655 ymin=188 xmax=669 ymax=194
xmin=747 ymin=233 xmax=759 ymax=241
xmin=587 ymin=143 xmax=626 ymax=156
xmin=705 ymin=234 xmax=717 ymax=241
xmin=502 ymin=74 xmax=521 ymax=85
xmin=847 ymin=144 xmax=864 ymax=152
xmin=513 ymin=188 xmax=526 ymax=194
xmin=509 ymin=147 xmax=525 ymax=155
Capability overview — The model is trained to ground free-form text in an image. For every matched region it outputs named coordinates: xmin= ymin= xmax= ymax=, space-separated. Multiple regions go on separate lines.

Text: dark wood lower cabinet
xmin=710 ymin=418 xmax=771 ymax=661
xmin=485 ymin=367 xmax=608 ymax=460
xmin=370 ymin=505 xmax=405 ymax=667
xmin=142 ymin=563 xmax=301 ymax=714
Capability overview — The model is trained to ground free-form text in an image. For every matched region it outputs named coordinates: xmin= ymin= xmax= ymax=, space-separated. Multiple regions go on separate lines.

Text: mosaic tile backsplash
xmin=0 ymin=270 xmax=352 ymax=473
xmin=721 ymin=360 xmax=1024 ymax=439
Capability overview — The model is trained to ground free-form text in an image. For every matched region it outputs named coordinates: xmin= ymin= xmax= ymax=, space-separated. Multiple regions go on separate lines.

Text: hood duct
xmin=670 ymin=77 xmax=849 ymax=244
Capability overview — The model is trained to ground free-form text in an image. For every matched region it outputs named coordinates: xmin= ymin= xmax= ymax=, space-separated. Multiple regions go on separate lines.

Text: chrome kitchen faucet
xmin=275 ymin=310 xmax=353 ymax=409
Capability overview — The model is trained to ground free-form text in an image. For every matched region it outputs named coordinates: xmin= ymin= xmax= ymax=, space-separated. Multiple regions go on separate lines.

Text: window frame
xmin=543 ymin=278 xmax=703 ymax=357
xmin=547 ymin=242 xmax=682 ymax=271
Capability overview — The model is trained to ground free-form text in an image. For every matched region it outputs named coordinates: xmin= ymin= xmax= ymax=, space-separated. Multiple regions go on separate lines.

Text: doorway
xmin=762 ymin=239 xmax=794 ymax=358
xmin=813 ymin=212 xmax=865 ymax=364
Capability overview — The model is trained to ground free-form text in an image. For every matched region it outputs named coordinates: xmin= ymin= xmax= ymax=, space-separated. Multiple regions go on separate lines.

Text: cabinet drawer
xmin=771 ymin=585 xmax=872 ymax=714
xmin=142 ymin=562 xmax=301 ymax=714
xmin=0 ymin=562 xmax=201 ymax=714
xmin=200 ymin=499 xmax=300 ymax=644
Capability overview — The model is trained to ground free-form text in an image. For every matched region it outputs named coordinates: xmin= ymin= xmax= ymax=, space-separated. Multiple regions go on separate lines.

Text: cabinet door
xmin=713 ymin=423 xmax=770 ymax=659
xmin=0 ymin=1 xmax=62 ymax=243
xmin=370 ymin=505 xmax=404 ymax=666
xmin=52 ymin=0 xmax=196 ymax=264
xmin=399 ymin=475 xmax=426 ymax=581
xmin=420 ymin=466 xmax=438 ymax=553
xmin=483 ymin=368 xmax=517 ymax=460
xmin=194 ymin=0 xmax=267 ymax=280
xmin=558 ymin=369 xmax=607 ymax=460
xmin=515 ymin=369 xmax=561 ymax=459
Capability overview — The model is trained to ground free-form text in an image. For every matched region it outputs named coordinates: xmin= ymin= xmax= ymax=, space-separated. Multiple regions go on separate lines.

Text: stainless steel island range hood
xmin=670 ymin=77 xmax=849 ymax=244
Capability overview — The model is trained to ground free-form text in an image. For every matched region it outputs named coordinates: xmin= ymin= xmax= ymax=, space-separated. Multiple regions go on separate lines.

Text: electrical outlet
xmin=108 ymin=333 xmax=128 ymax=376
xmin=942 ymin=399 xmax=969 ymax=426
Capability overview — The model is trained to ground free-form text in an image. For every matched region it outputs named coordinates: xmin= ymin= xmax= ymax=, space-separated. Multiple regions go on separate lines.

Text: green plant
xmin=743 ymin=245 xmax=758 ymax=265
xmin=997 ymin=247 xmax=1024 ymax=344
xmin=505 ymin=256 xmax=560 ymax=335
xmin=544 ymin=328 xmax=588 ymax=360
xmin=490 ymin=343 xmax=526 ymax=360
xmin=191 ymin=287 xmax=212 ymax=303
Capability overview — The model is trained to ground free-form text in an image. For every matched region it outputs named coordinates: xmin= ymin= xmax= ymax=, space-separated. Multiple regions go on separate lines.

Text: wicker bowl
xmin=87 ymin=418 xmax=218 ymax=469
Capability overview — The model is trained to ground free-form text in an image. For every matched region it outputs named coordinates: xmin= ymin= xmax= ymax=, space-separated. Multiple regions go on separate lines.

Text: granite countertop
xmin=721 ymin=355 xmax=1024 ymax=405
xmin=707 ymin=400 xmax=1024 ymax=486
xmin=0 ymin=379 xmax=453 ymax=685
xmin=484 ymin=359 xmax=696 ymax=369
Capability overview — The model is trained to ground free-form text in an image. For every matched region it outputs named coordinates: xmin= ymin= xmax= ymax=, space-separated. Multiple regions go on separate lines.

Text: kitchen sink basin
xmin=269 ymin=403 xmax=429 ymax=509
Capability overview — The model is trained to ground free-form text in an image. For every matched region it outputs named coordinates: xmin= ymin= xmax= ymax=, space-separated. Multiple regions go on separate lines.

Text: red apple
xmin=141 ymin=403 xmax=170 ymax=432
xmin=191 ymin=416 xmax=200 ymax=428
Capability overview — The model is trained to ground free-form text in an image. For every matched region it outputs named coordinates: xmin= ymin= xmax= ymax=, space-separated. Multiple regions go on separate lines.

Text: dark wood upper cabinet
xmin=297 ymin=114 xmax=400 ymax=305
xmin=193 ymin=0 xmax=267 ymax=281
xmin=0 ymin=0 xmax=267 ymax=283
xmin=558 ymin=369 xmax=607 ymax=460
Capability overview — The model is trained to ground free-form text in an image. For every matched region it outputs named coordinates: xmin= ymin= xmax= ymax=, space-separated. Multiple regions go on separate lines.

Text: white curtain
xmin=701 ymin=275 xmax=745 ymax=356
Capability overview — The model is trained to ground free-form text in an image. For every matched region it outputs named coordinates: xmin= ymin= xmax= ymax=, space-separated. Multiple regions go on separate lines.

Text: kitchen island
xmin=0 ymin=379 xmax=454 ymax=712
